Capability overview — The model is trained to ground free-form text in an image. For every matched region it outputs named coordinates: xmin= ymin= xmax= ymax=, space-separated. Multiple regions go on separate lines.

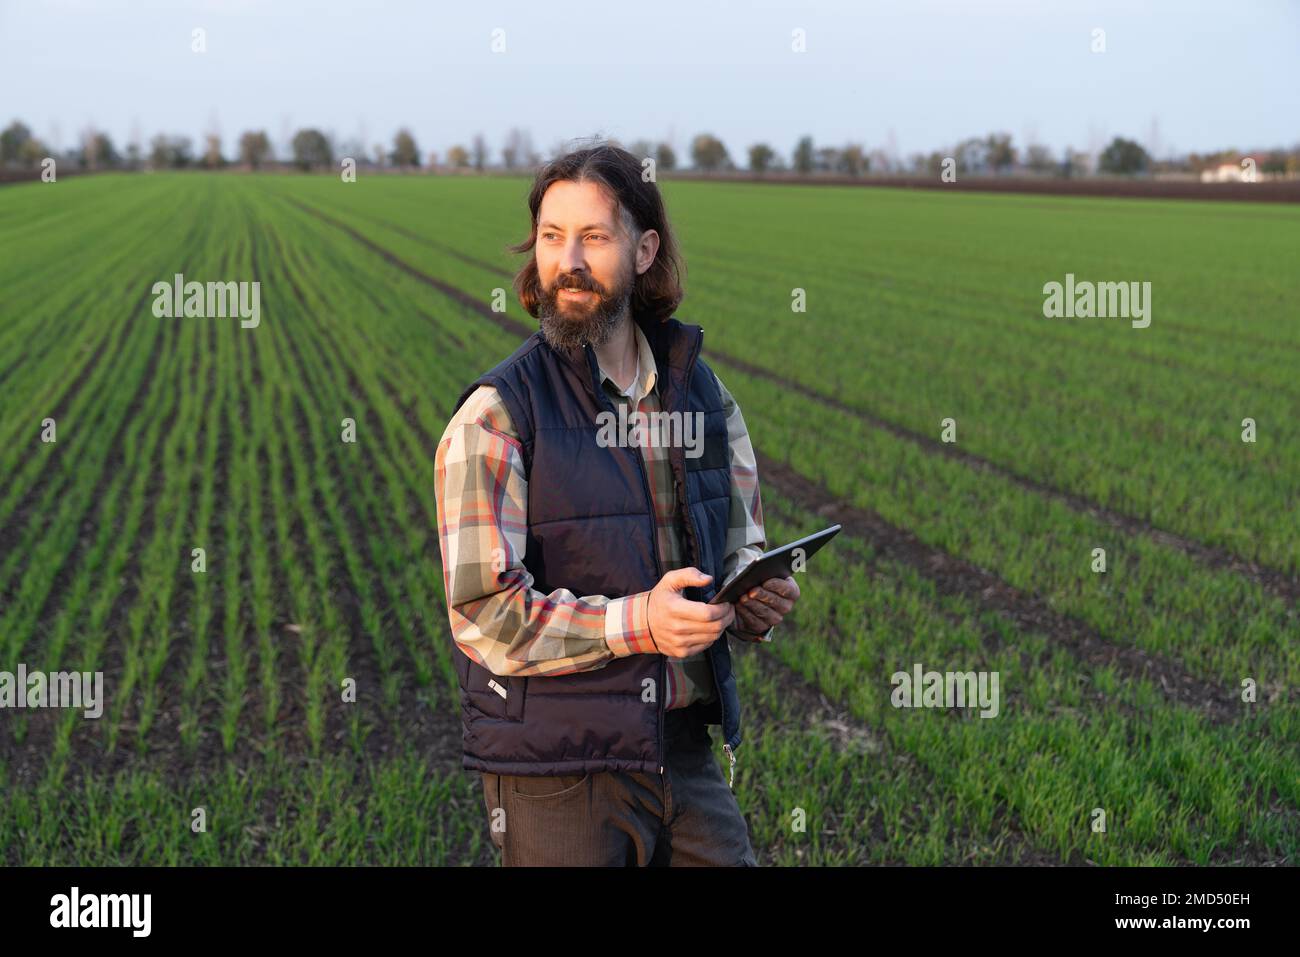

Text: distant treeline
xmin=3 ymin=121 xmax=1298 ymax=180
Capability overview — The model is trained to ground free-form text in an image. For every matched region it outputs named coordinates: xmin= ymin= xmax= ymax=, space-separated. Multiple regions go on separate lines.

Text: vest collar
xmin=548 ymin=312 xmax=702 ymax=410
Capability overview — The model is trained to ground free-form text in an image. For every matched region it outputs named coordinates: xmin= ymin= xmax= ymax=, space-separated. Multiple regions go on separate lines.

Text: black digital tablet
xmin=708 ymin=524 xmax=842 ymax=605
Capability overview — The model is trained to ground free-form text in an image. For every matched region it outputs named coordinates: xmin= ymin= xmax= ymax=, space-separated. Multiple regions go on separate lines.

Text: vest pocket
xmin=506 ymin=676 xmax=527 ymax=721
xmin=461 ymin=652 xmax=526 ymax=722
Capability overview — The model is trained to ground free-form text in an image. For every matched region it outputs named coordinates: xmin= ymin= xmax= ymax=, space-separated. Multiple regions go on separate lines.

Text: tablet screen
xmin=709 ymin=524 xmax=842 ymax=605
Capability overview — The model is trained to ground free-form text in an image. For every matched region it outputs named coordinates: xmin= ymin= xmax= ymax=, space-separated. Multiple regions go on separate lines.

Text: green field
xmin=0 ymin=172 xmax=1295 ymax=865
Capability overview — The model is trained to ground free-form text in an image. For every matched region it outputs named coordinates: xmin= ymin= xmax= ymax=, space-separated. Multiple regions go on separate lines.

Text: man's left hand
xmin=732 ymin=576 xmax=800 ymax=639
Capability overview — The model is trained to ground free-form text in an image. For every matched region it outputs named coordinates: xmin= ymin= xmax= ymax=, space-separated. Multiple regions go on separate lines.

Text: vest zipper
xmin=583 ymin=333 xmax=727 ymax=782
xmin=641 ymin=450 xmax=666 ymax=778
xmin=588 ymin=343 xmax=668 ymax=777
xmin=673 ymin=329 xmax=738 ymax=790
xmin=645 ymin=453 xmax=667 ymax=777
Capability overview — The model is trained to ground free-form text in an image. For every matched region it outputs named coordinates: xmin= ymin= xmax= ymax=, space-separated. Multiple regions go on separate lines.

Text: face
xmin=533 ymin=179 xmax=659 ymax=351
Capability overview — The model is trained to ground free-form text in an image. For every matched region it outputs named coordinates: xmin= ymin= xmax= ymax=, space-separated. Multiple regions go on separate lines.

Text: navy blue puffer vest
xmin=449 ymin=313 xmax=741 ymax=776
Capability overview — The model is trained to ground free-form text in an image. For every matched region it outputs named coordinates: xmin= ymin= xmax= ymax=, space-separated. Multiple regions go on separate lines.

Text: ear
xmin=635 ymin=228 xmax=660 ymax=276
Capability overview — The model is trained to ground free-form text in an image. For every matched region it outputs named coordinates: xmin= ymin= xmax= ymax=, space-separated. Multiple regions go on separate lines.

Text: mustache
xmin=552 ymin=274 xmax=603 ymax=293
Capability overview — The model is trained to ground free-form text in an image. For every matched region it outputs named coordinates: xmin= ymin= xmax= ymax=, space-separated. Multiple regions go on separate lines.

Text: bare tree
xmin=814 ymin=146 xmax=841 ymax=173
xmin=239 ymin=131 xmax=272 ymax=169
xmin=748 ymin=142 xmax=775 ymax=174
xmin=985 ymin=132 xmax=1017 ymax=173
xmin=337 ymin=137 xmax=366 ymax=165
xmin=501 ymin=127 xmax=535 ymax=170
xmin=128 ymin=119 xmax=144 ymax=170
xmin=954 ymin=136 xmax=989 ymax=174
xmin=837 ymin=143 xmax=867 ymax=176
xmin=1098 ymin=137 xmax=1150 ymax=175
xmin=655 ymin=142 xmax=676 ymax=171
xmin=690 ymin=133 xmax=730 ymax=171
xmin=1024 ymin=144 xmax=1057 ymax=175
xmin=792 ymin=135 xmax=814 ymax=174
xmin=391 ymin=128 xmax=420 ymax=167
xmin=80 ymin=127 xmax=119 ymax=169
xmin=290 ymin=128 xmax=332 ymax=171
xmin=628 ymin=139 xmax=654 ymax=162
xmin=5 ymin=120 xmax=36 ymax=163
xmin=149 ymin=134 xmax=193 ymax=169
xmin=203 ymin=133 xmax=223 ymax=168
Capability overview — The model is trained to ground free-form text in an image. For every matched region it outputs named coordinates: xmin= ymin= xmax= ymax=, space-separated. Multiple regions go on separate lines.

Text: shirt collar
xmin=596 ymin=321 xmax=657 ymax=403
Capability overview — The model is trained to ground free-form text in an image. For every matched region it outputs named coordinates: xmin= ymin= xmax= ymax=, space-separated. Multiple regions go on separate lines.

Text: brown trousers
xmin=479 ymin=702 xmax=758 ymax=866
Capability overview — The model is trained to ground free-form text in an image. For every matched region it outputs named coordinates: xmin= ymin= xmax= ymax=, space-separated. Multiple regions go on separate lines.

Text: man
xmin=434 ymin=143 xmax=799 ymax=866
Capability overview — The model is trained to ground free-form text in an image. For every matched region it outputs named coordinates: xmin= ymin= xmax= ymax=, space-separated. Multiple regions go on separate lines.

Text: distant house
xmin=1200 ymin=160 xmax=1250 ymax=182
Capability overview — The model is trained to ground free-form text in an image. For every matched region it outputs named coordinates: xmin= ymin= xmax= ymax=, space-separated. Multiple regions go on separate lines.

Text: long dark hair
xmin=508 ymin=143 xmax=685 ymax=324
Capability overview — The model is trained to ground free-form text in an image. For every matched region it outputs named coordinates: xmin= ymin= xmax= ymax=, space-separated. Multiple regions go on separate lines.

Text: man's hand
xmin=647 ymin=567 xmax=736 ymax=658
xmin=732 ymin=576 xmax=800 ymax=639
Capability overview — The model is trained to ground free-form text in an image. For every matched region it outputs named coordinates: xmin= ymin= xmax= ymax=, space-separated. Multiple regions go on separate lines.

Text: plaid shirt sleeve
xmin=434 ymin=385 xmax=657 ymax=679
xmin=713 ymin=372 xmax=775 ymax=644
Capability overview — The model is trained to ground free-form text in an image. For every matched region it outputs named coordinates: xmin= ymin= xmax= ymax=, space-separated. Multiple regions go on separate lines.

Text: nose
xmin=557 ymin=234 xmax=587 ymax=276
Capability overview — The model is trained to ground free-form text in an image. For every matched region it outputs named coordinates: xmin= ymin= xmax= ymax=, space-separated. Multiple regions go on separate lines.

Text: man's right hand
xmin=646 ymin=567 xmax=736 ymax=658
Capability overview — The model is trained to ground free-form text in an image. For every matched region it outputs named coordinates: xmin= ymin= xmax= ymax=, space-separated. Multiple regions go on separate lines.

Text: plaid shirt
xmin=435 ymin=322 xmax=771 ymax=711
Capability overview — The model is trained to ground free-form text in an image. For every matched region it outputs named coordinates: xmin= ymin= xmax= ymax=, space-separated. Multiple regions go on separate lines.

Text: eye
xmin=541 ymin=232 xmax=558 ymax=241
xmin=586 ymin=234 xmax=607 ymax=242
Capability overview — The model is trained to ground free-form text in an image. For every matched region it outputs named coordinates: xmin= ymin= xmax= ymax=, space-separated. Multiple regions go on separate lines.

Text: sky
xmin=1 ymin=0 xmax=1297 ymax=163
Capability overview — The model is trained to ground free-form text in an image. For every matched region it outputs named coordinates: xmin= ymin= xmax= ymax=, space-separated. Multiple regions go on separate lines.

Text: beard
xmin=536 ymin=260 xmax=634 ymax=353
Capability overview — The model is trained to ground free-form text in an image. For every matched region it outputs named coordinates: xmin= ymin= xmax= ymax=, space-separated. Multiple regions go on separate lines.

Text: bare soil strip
xmin=712 ymin=352 xmax=1300 ymax=606
xmin=258 ymin=219 xmax=465 ymax=769
xmin=755 ymin=451 xmax=1255 ymax=723
xmin=734 ymin=640 xmax=1070 ymax=864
